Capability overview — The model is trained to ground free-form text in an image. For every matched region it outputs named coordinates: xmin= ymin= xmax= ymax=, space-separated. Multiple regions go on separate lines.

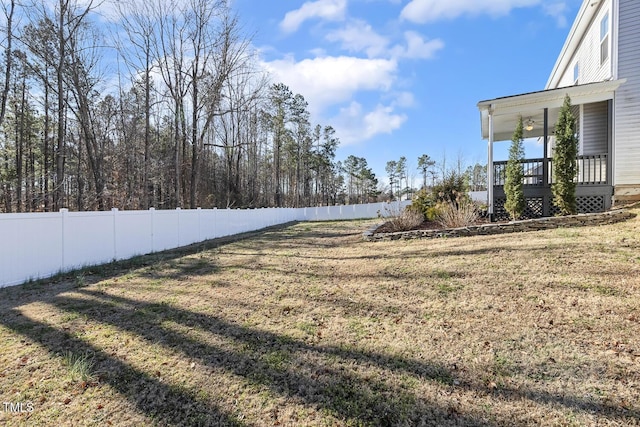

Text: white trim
xmin=479 ymin=80 xmax=623 ymax=110
xmin=612 ymin=0 xmax=619 ymax=80
xmin=611 ymin=91 xmax=616 ymax=186
xmin=579 ymin=104 xmax=585 ymax=155
xmin=478 ymin=79 xmax=625 ymax=141
xmin=487 ymin=109 xmax=494 ymax=216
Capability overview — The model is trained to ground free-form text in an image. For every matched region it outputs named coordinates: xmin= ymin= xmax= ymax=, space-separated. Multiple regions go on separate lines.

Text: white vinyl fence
xmin=0 ymin=201 xmax=410 ymax=288
xmin=470 ymin=191 xmax=488 ymax=204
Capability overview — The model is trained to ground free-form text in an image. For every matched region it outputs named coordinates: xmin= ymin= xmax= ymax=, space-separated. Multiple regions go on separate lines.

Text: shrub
xmin=407 ymin=188 xmax=432 ymax=220
xmin=410 ymin=170 xmax=472 ymax=221
xmin=432 ymin=170 xmax=469 ymax=204
xmin=436 ymin=198 xmax=480 ymax=229
xmin=552 ymin=94 xmax=579 ymax=215
xmin=385 ymin=207 xmax=425 ymax=232
xmin=505 ymin=116 xmax=525 ymax=220
xmin=426 ymin=205 xmax=442 ymax=222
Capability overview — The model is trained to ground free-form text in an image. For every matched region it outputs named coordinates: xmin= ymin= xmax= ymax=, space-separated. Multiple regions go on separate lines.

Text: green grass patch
xmin=62 ymin=351 xmax=95 ymax=382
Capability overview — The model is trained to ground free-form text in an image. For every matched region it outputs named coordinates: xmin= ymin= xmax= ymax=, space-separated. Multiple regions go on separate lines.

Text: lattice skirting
xmin=577 ymin=195 xmax=605 ymax=213
xmin=494 ymin=195 xmax=606 ymax=220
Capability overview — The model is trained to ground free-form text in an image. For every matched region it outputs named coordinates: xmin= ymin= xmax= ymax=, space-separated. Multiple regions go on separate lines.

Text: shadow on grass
xmin=2 ymin=220 xmax=639 ymax=425
xmin=36 ymin=287 xmax=640 ymax=425
xmin=2 ymin=308 xmax=245 ymax=426
xmin=47 ymin=288 xmax=483 ymax=426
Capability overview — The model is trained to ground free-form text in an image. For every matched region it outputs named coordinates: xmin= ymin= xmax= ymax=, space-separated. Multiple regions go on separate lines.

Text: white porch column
xmin=487 ymin=107 xmax=494 ymax=217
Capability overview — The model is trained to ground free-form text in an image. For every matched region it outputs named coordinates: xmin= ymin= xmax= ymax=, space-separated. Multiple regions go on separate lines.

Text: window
xmin=600 ymin=13 xmax=609 ymax=64
xmin=574 ymin=62 xmax=579 ymax=84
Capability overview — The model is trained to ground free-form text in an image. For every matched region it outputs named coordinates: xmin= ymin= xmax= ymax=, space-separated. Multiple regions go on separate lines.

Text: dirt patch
xmin=1 ymin=215 xmax=640 ymax=426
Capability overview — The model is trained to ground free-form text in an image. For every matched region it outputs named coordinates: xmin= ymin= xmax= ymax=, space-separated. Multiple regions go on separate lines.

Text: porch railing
xmin=493 ymin=154 xmax=608 ymax=186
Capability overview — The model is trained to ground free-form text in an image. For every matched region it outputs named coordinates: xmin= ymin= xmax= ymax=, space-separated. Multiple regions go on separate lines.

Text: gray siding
xmin=582 ymin=101 xmax=608 ymax=154
xmin=615 ymin=0 xmax=640 ymax=185
xmin=572 ymin=105 xmax=580 ymax=141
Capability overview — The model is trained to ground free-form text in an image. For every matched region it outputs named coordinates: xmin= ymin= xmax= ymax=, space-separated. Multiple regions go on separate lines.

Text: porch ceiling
xmin=478 ymin=79 xmax=625 ymax=142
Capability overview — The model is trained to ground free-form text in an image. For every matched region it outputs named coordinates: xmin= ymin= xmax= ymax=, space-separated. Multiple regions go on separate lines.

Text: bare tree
xmin=116 ymin=0 xmax=158 ymax=209
xmin=23 ymin=0 xmax=100 ymax=209
xmin=208 ymin=61 xmax=266 ymax=207
xmin=150 ymin=0 xmax=189 ymax=207
xmin=185 ymin=3 xmax=257 ymax=208
xmin=0 ymin=0 xmax=16 ymax=128
xmin=66 ymin=14 xmax=109 ymax=209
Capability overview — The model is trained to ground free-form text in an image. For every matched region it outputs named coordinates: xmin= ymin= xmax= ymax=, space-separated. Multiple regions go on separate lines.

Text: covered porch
xmin=477 ymin=79 xmax=625 ymax=220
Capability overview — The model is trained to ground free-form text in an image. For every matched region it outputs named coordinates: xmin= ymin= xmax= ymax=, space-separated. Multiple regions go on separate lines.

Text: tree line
xmin=0 ymin=0 xmax=387 ymax=213
xmin=386 ymin=154 xmax=487 ymax=201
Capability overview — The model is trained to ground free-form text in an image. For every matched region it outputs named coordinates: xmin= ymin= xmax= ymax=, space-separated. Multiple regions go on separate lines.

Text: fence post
xmin=197 ymin=207 xmax=202 ymax=241
xmin=150 ymin=208 xmax=156 ymax=252
xmin=112 ymin=208 xmax=119 ymax=261
xmin=213 ymin=207 xmax=217 ymax=238
xmin=60 ymin=208 xmax=68 ymax=270
xmin=176 ymin=207 xmax=181 ymax=246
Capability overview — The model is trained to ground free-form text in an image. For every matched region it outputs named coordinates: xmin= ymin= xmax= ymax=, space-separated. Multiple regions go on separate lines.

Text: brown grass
xmin=1 ymin=211 xmax=640 ymax=426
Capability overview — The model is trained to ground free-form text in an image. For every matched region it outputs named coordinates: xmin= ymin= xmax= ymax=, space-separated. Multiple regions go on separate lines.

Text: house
xmin=477 ymin=0 xmax=640 ymax=219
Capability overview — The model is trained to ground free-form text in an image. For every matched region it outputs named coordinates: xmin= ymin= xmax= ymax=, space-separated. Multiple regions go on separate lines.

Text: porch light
xmin=525 ymin=118 xmax=534 ymax=131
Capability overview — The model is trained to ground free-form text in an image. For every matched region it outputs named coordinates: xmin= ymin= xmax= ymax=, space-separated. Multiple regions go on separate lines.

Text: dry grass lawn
xmin=1 ymin=209 xmax=640 ymax=426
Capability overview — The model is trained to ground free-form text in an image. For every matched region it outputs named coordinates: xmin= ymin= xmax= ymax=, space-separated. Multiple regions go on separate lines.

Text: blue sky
xmin=232 ymin=0 xmax=584 ymax=184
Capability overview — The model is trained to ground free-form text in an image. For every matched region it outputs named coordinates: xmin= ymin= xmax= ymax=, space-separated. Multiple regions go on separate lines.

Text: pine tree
xmin=417 ymin=154 xmax=435 ymax=189
xmin=385 ymin=160 xmax=397 ymax=200
xmin=552 ymin=95 xmax=579 ymax=215
xmin=504 ymin=116 xmax=525 ymax=220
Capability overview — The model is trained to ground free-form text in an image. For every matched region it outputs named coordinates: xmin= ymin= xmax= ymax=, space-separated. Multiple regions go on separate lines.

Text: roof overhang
xmin=477 ymin=79 xmax=625 ymax=142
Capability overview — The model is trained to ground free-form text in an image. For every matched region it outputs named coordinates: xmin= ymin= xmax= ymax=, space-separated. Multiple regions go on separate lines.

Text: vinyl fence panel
xmin=63 ymin=210 xmax=115 ymax=270
xmin=0 ymin=202 xmax=412 ymax=288
xmin=116 ymin=210 xmax=154 ymax=260
xmin=0 ymin=212 xmax=63 ymax=287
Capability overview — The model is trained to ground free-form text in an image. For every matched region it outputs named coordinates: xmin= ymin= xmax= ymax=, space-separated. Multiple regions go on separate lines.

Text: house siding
xmin=572 ymin=105 xmax=580 ymax=150
xmin=556 ymin=0 xmax=612 ymax=88
xmin=582 ymin=101 xmax=608 ymax=155
xmin=614 ymin=0 xmax=640 ymax=186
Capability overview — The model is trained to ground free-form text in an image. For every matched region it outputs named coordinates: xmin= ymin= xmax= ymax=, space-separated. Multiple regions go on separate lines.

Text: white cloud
xmin=543 ymin=2 xmax=569 ymax=28
xmin=326 ymin=21 xmax=443 ymax=61
xmin=393 ymin=91 xmax=416 ymax=108
xmin=261 ymin=54 xmax=409 ymax=145
xmin=261 ymin=55 xmax=397 ymax=115
xmin=363 ymin=104 xmax=407 ymax=138
xmin=391 ymin=31 xmax=444 ymax=59
xmin=280 ymin=0 xmax=347 ymax=34
xmin=325 ymin=19 xmax=390 ymax=58
xmin=333 ymin=102 xmax=407 ymax=144
xmin=400 ymin=0 xmax=541 ymax=23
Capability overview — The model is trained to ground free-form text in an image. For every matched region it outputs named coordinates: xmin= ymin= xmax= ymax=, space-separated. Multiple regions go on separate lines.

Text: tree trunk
xmin=43 ymin=69 xmax=51 ymax=211
xmin=55 ymin=28 xmax=65 ymax=210
xmin=0 ymin=0 xmax=14 ymax=129
xmin=190 ymin=71 xmax=199 ymax=209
